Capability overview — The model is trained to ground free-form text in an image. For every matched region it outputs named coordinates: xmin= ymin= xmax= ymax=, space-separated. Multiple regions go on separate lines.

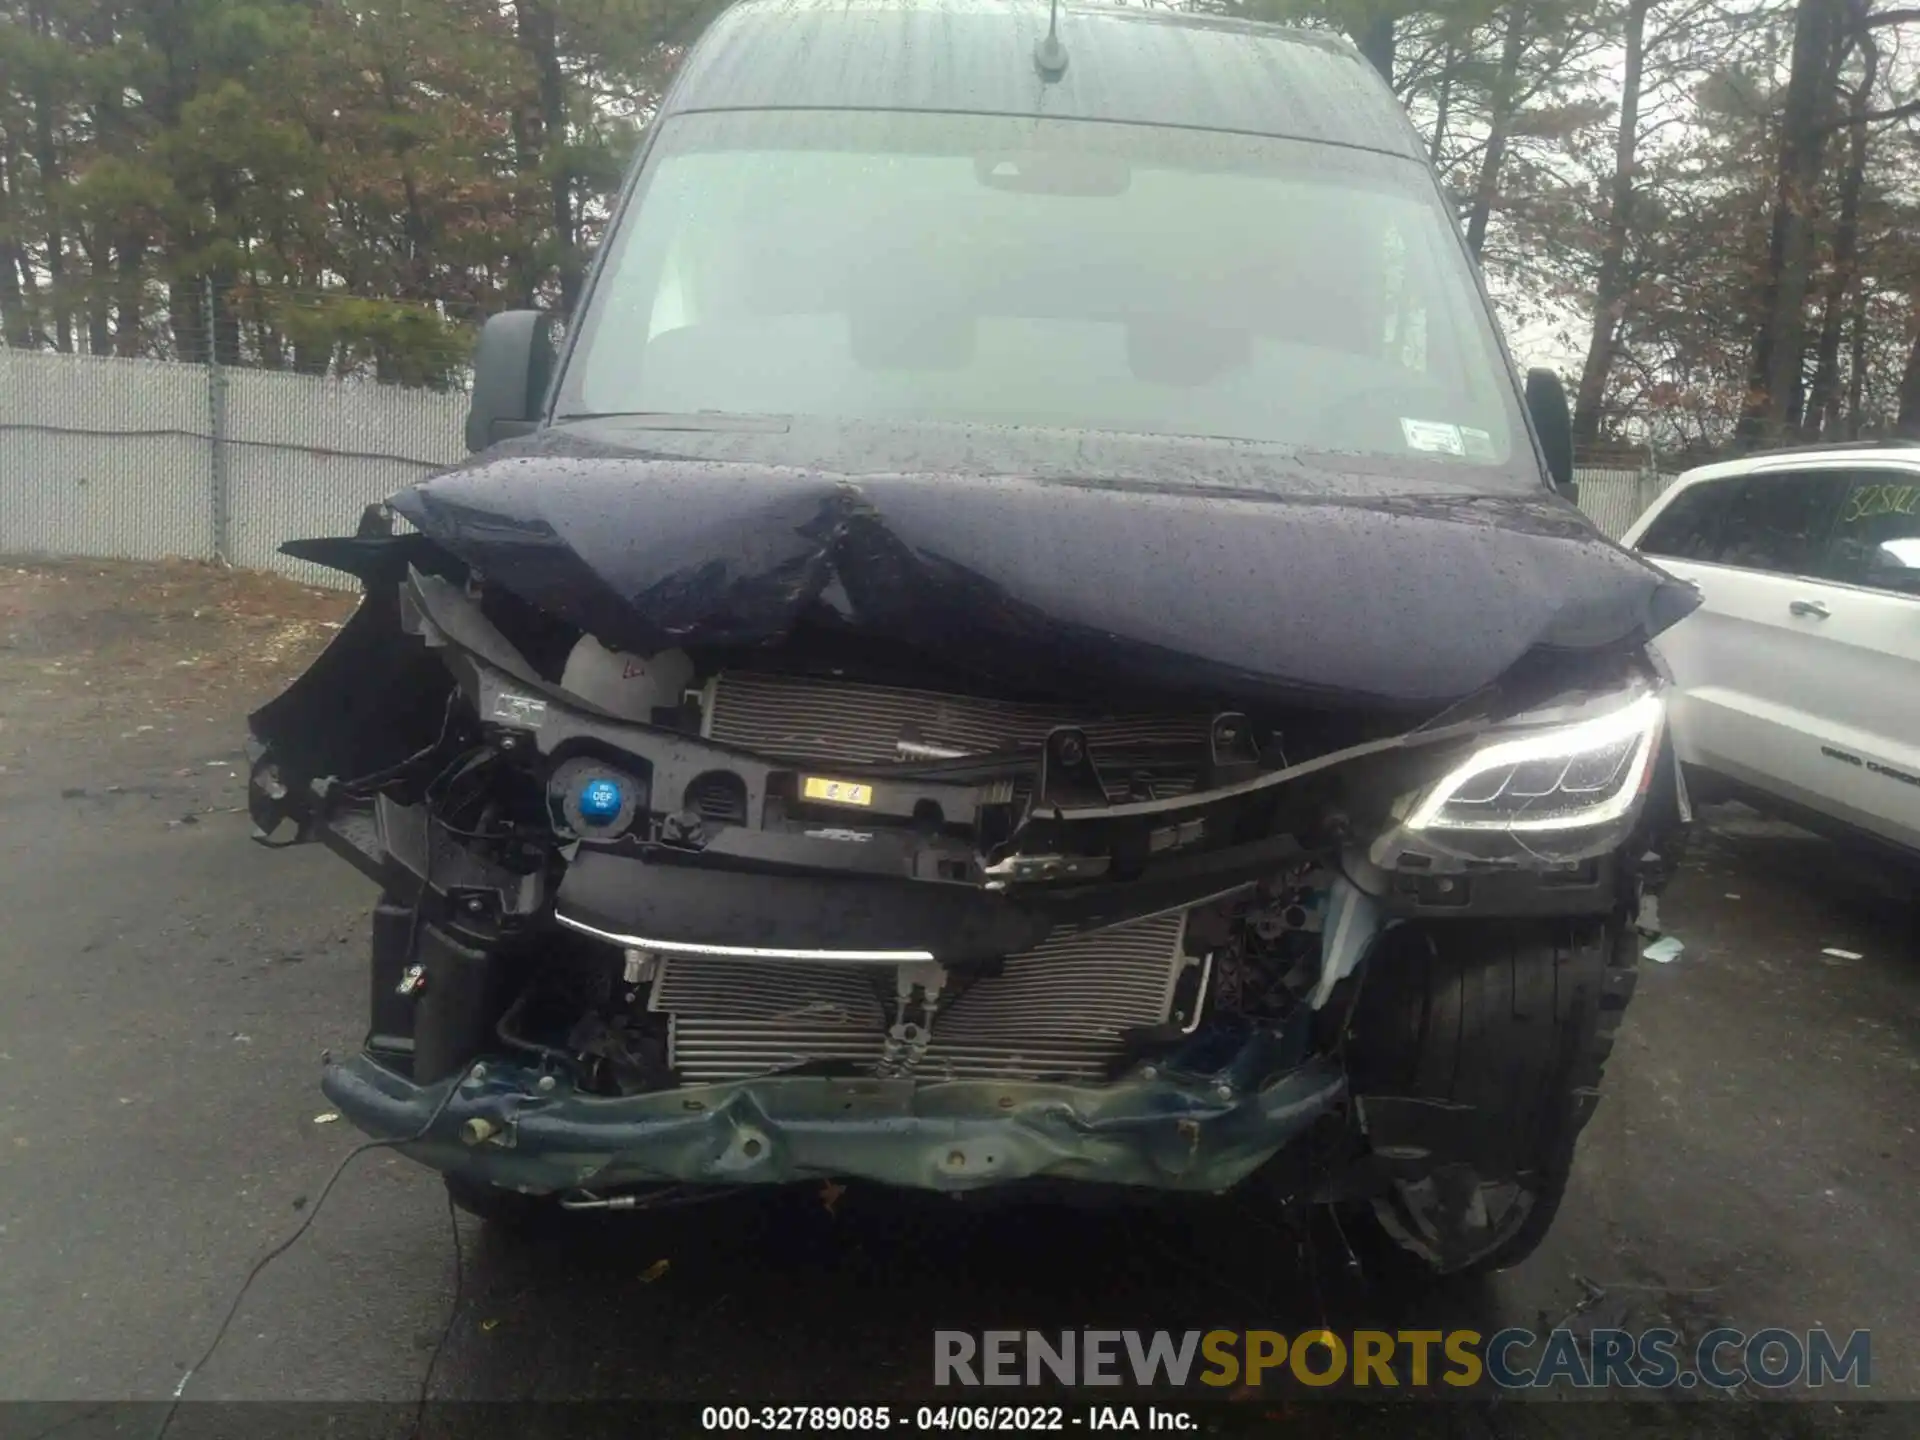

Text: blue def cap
xmin=579 ymin=777 xmax=624 ymax=824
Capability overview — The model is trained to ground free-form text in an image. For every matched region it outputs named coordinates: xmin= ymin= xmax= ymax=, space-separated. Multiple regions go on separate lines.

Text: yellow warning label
xmin=803 ymin=776 xmax=874 ymax=807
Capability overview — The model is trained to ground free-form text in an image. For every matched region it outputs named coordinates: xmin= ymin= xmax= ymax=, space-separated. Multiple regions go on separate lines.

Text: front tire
xmin=1341 ymin=915 xmax=1638 ymax=1277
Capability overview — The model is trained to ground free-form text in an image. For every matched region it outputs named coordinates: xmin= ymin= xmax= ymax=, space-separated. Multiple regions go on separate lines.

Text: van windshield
xmin=559 ymin=109 xmax=1524 ymax=465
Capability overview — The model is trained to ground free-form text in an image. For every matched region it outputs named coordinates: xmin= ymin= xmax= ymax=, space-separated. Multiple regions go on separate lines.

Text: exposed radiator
xmin=650 ymin=911 xmax=1194 ymax=1083
xmin=705 ymin=671 xmax=1211 ymax=767
xmin=926 ymin=912 xmax=1193 ymax=1081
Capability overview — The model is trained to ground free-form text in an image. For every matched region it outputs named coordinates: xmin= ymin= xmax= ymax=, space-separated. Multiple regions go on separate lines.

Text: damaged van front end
xmin=248 ymin=433 xmax=1692 ymax=1268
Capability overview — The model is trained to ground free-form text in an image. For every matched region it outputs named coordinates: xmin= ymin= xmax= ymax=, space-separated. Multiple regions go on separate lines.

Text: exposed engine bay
xmin=251 ymin=501 xmax=1687 ymax=1222
xmin=253 ymin=554 xmax=1380 ymax=1089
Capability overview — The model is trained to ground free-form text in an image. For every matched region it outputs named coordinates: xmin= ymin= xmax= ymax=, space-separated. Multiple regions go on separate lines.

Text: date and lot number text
xmin=702 ymin=1406 xmax=1194 ymax=1432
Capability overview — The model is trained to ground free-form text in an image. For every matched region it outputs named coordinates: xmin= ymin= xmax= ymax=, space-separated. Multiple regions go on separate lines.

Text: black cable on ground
xmin=410 ymin=1184 xmax=468 ymax=1440
xmin=152 ymin=1076 xmax=466 ymax=1440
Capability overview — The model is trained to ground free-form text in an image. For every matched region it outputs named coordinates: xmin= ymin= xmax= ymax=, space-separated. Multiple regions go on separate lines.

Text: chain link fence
xmin=1572 ymin=466 xmax=1678 ymax=539
xmin=1 ymin=349 xmax=465 ymax=587
xmin=3 ymin=348 xmax=1677 ymax=590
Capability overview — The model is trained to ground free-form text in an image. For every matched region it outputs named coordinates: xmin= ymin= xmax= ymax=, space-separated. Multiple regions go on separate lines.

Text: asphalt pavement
xmin=1 ymin=559 xmax=1917 ymax=1439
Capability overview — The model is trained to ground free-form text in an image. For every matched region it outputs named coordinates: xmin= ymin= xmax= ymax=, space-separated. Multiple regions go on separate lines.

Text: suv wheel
xmin=1340 ymin=915 xmax=1638 ymax=1277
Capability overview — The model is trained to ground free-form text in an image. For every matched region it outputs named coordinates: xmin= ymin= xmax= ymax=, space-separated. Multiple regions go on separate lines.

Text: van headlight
xmin=1406 ymin=691 xmax=1665 ymax=834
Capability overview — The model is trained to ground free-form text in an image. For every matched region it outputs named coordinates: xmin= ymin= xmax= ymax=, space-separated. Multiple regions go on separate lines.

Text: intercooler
xmin=705 ymin=671 xmax=1212 ymax=767
xmin=650 ymin=911 xmax=1195 ymax=1083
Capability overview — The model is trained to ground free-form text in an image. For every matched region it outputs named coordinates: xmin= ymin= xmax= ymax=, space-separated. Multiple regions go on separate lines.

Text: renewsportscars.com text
xmin=933 ymin=1327 xmax=1871 ymax=1391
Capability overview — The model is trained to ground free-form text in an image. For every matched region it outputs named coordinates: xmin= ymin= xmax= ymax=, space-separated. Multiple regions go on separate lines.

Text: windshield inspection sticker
xmin=1400 ymin=418 xmax=1466 ymax=456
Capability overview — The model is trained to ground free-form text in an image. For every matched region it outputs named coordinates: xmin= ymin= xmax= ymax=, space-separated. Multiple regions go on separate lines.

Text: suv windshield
xmin=559 ymin=109 xmax=1523 ymax=463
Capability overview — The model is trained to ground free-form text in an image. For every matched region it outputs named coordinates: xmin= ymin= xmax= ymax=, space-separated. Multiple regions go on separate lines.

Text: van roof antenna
xmin=1034 ymin=0 xmax=1068 ymax=79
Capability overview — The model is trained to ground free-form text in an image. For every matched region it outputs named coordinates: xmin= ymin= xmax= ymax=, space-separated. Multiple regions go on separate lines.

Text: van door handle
xmin=1789 ymin=598 xmax=1830 ymax=619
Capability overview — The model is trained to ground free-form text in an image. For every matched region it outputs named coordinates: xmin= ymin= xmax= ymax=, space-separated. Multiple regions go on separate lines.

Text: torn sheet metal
xmin=1310 ymin=872 xmax=1388 ymax=1008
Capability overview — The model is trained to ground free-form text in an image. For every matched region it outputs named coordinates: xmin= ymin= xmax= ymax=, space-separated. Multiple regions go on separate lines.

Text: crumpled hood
xmin=390 ymin=425 xmax=1698 ymax=711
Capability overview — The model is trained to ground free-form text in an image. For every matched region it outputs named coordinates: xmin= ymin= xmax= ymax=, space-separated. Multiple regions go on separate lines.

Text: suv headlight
xmin=1406 ymin=691 xmax=1665 ymax=834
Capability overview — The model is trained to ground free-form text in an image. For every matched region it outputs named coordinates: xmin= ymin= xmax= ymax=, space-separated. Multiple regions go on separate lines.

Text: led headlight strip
xmin=1406 ymin=692 xmax=1665 ymax=833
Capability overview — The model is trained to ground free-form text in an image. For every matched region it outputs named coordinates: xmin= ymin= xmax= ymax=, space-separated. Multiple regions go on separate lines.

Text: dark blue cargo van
xmin=252 ymin=0 xmax=1695 ymax=1279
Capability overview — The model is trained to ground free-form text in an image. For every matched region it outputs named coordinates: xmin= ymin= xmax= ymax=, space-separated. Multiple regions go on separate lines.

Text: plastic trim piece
xmin=554 ymin=910 xmax=936 ymax=963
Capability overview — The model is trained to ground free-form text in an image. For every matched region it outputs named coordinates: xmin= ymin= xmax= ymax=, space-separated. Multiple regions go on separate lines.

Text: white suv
xmin=1619 ymin=441 xmax=1920 ymax=860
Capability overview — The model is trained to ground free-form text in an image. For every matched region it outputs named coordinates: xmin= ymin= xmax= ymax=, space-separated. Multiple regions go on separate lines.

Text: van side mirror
xmin=465 ymin=311 xmax=556 ymax=452
xmin=1524 ymin=367 xmax=1576 ymax=500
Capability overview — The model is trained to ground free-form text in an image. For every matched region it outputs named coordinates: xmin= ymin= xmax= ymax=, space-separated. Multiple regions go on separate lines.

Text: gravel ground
xmin=1 ymin=556 xmax=1915 ymax=1440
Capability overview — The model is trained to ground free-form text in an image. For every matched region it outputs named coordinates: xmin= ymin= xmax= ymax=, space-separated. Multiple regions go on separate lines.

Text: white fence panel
xmin=224 ymin=368 xmax=465 ymax=586
xmin=0 ymin=349 xmax=215 ymax=561
xmin=1575 ymin=467 xmax=1675 ymax=541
